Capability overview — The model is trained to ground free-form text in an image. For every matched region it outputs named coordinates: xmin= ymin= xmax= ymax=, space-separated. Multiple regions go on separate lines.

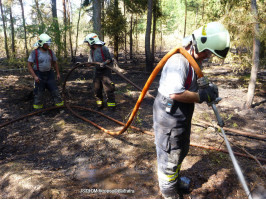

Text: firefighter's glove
xmin=198 ymin=83 xmax=218 ymax=103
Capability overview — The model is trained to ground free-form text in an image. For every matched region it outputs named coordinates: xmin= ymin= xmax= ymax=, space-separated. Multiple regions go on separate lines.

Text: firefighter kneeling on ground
xmin=153 ymin=22 xmax=230 ymax=198
xmin=27 ymin=33 xmax=64 ymax=110
xmin=84 ymin=33 xmax=116 ymax=110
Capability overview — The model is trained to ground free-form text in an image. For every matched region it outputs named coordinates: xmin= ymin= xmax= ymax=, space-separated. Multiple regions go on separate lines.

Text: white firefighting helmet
xmin=84 ymin=33 xmax=105 ymax=45
xmin=192 ymin=22 xmax=230 ymax=58
xmin=38 ymin=33 xmax=52 ymax=47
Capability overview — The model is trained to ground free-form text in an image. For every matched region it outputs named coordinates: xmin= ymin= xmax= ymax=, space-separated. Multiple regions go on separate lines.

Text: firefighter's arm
xmin=27 ymin=62 xmax=40 ymax=83
xmin=53 ymin=61 xmax=60 ymax=80
xmin=170 ymin=90 xmax=200 ymax=103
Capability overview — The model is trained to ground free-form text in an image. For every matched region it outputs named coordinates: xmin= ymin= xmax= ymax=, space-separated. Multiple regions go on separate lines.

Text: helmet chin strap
xmin=192 ymin=34 xmax=199 ymax=54
xmin=189 ymin=45 xmax=194 ymax=57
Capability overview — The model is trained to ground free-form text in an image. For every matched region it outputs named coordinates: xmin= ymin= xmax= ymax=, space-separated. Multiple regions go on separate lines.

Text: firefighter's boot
xmin=107 ymin=101 xmax=116 ymax=111
xmin=161 ymin=190 xmax=180 ymax=199
xmin=33 ymin=91 xmax=44 ymax=110
xmin=51 ymin=90 xmax=64 ymax=107
xmin=177 ymin=176 xmax=191 ymax=194
xmin=96 ymin=100 xmax=104 ymax=110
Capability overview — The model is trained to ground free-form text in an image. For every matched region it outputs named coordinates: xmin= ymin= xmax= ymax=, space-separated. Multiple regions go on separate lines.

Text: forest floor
xmin=0 ymin=57 xmax=265 ymax=199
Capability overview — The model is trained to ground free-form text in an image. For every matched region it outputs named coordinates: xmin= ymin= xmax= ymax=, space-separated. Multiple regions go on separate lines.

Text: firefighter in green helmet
xmin=84 ymin=33 xmax=116 ymax=110
xmin=27 ymin=33 xmax=64 ymax=110
xmin=153 ymin=22 xmax=230 ymax=198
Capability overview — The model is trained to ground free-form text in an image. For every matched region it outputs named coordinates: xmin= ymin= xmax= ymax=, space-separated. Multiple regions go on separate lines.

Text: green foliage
xmin=135 ymin=112 xmax=143 ymax=126
xmin=135 ymin=18 xmax=146 ymax=34
xmin=209 ymin=152 xmax=227 ymax=165
xmin=103 ymin=2 xmax=127 ymax=45
xmin=0 ymin=0 xmax=264 ymax=72
xmin=160 ymin=0 xmax=183 ymax=33
xmin=205 ymin=0 xmax=225 ymax=21
xmin=204 ymin=0 xmax=265 ymax=71
xmin=159 ymin=0 xmax=201 ymax=35
xmin=124 ymin=0 xmax=147 ymax=13
xmin=2 ymin=57 xmax=27 ymax=68
xmin=232 ymin=122 xmax=238 ymax=128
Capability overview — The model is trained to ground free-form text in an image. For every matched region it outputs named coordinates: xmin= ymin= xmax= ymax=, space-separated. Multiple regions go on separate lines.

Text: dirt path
xmin=0 ymin=63 xmax=265 ymax=199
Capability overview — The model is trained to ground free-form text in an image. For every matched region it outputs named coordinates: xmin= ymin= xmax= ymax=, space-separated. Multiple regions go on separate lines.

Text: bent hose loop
xmin=63 ymin=48 xmax=204 ymax=136
xmin=62 ymin=62 xmax=126 ymax=136
xmin=62 ymin=62 xmax=96 ymax=99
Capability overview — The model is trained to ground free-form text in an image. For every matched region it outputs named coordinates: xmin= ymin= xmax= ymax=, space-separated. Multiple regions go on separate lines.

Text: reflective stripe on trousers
xmin=158 ymin=163 xmax=182 ymax=182
xmin=33 ymin=104 xmax=43 ymax=109
xmin=107 ymin=102 xmax=116 ymax=107
xmin=55 ymin=101 xmax=64 ymax=107
xmin=96 ymin=100 xmax=103 ymax=106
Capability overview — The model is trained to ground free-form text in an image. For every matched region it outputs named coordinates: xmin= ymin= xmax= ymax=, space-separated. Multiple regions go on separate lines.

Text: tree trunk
xmin=93 ymin=0 xmax=102 ymax=39
xmin=101 ymin=0 xmax=105 ymax=40
xmin=135 ymin=15 xmax=138 ymax=53
xmin=51 ymin=0 xmax=61 ymax=58
xmin=113 ymin=0 xmax=119 ymax=60
xmin=245 ymin=0 xmax=260 ymax=108
xmin=0 ymin=0 xmax=9 ymax=59
xmin=66 ymin=0 xmax=73 ymax=59
xmin=74 ymin=0 xmax=82 ymax=57
xmin=62 ymin=0 xmax=67 ymax=58
xmin=145 ymin=0 xmax=153 ymax=72
xmin=130 ymin=14 xmax=133 ymax=59
xmin=9 ymin=5 xmax=15 ymax=57
xmin=123 ymin=0 xmax=127 ymax=62
xmin=183 ymin=0 xmax=187 ymax=37
xmin=201 ymin=0 xmax=204 ymax=19
xmin=151 ymin=0 xmax=157 ymax=65
xmin=18 ymin=0 xmax=28 ymax=58
xmin=34 ymin=0 xmax=45 ymax=33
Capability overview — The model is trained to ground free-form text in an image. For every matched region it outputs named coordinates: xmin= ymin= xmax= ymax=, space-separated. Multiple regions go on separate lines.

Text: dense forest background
xmin=0 ymin=0 xmax=265 ymax=107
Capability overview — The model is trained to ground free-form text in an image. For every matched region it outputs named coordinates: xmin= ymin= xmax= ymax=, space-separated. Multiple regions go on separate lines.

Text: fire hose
xmin=0 ymin=47 xmax=254 ymax=198
xmin=65 ymin=52 xmax=253 ymax=198
xmin=63 ymin=47 xmax=202 ymax=136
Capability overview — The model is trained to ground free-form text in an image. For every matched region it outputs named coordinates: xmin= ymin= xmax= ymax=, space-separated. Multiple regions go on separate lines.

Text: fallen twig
xmin=190 ymin=142 xmax=266 ymax=163
xmin=193 ymin=119 xmax=265 ymax=140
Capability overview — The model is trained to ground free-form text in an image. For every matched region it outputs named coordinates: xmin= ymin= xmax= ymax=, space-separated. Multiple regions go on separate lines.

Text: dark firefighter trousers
xmin=93 ymin=68 xmax=115 ymax=107
xmin=153 ymin=92 xmax=194 ymax=197
xmin=33 ymin=70 xmax=63 ymax=109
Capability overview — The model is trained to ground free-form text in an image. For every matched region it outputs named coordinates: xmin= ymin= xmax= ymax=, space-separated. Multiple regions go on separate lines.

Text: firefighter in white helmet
xmin=153 ymin=22 xmax=230 ymax=198
xmin=27 ymin=33 xmax=64 ymax=109
xmin=84 ymin=33 xmax=116 ymax=110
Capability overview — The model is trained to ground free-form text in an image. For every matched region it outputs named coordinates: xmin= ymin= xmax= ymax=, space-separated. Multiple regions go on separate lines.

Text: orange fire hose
xmin=108 ymin=47 xmax=203 ymax=135
xmin=0 ymin=47 xmax=202 ymax=135
xmin=1 ymin=49 xmax=265 ymax=166
xmin=63 ymin=47 xmax=203 ymax=136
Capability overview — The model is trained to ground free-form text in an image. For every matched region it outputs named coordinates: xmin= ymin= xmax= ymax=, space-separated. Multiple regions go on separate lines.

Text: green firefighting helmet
xmin=84 ymin=33 xmax=105 ymax=45
xmin=192 ymin=22 xmax=230 ymax=58
xmin=38 ymin=33 xmax=52 ymax=47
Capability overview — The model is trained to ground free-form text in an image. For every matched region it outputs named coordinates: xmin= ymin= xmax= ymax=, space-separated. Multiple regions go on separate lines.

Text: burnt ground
xmin=0 ymin=58 xmax=265 ymax=199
